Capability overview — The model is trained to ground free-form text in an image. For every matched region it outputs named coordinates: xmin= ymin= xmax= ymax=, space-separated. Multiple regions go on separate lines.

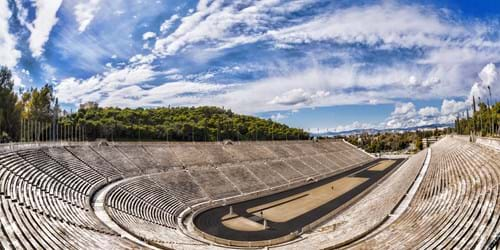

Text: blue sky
xmin=1 ymin=0 xmax=499 ymax=132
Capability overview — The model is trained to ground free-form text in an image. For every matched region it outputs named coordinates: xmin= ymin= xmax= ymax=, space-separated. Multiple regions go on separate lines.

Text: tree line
xmin=344 ymin=129 xmax=447 ymax=153
xmin=61 ymin=106 xmax=308 ymax=142
xmin=454 ymin=99 xmax=500 ymax=137
xmin=0 ymin=66 xmax=58 ymax=142
xmin=0 ymin=66 xmax=308 ymax=142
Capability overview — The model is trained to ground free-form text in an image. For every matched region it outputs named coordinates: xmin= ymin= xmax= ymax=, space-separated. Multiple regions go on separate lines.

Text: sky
xmin=1 ymin=0 xmax=500 ymax=132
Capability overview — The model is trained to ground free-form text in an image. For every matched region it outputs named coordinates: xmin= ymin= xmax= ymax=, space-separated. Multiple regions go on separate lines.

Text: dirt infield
xmin=194 ymin=158 xmax=404 ymax=242
xmin=222 ymin=213 xmax=266 ymax=231
xmin=369 ymin=160 xmax=395 ymax=171
xmin=248 ymin=177 xmax=368 ymax=223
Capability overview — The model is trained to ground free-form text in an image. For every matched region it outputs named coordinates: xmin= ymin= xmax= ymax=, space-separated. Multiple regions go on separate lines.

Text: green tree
xmin=415 ymin=138 xmax=423 ymax=150
xmin=0 ymin=67 xmax=22 ymax=142
xmin=22 ymin=84 xmax=55 ymax=122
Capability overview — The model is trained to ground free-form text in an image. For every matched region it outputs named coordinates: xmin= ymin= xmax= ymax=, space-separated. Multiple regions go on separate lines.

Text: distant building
xmin=79 ymin=102 xmax=98 ymax=110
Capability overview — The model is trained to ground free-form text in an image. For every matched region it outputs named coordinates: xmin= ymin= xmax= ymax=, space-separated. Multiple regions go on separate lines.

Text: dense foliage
xmin=0 ymin=66 xmax=57 ymax=142
xmin=455 ymin=102 xmax=500 ymax=137
xmin=0 ymin=67 xmax=22 ymax=142
xmin=61 ymin=106 xmax=309 ymax=141
xmin=344 ymin=129 xmax=445 ymax=153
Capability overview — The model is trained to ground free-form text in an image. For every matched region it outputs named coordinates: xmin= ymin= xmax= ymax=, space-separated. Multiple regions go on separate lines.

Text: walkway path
xmin=92 ymin=177 xmax=162 ymax=250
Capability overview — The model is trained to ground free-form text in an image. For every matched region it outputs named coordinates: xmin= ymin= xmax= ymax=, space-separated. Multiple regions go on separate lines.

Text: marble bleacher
xmin=218 ymin=164 xmax=267 ymax=193
xmin=143 ymin=145 xmax=183 ymax=169
xmin=0 ymin=151 xmax=136 ymax=249
xmin=189 ymin=167 xmax=242 ymax=199
xmin=343 ymin=137 xmax=500 ymax=249
xmin=90 ymin=146 xmax=141 ymax=174
xmin=0 ymin=140 xmax=382 ymax=249
xmin=245 ymin=161 xmax=288 ymax=188
xmin=65 ymin=146 xmax=122 ymax=180
xmin=115 ymin=145 xmax=159 ymax=172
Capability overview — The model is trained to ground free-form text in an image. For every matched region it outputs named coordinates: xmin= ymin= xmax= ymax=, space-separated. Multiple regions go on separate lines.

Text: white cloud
xmin=114 ymin=10 xmax=125 ymax=16
xmin=148 ymin=1 xmax=498 ymax=109
xmin=159 ymin=14 xmax=179 ymax=33
xmin=29 ymin=0 xmax=63 ymax=58
xmin=99 ymin=81 xmax=229 ymax=108
xmin=269 ymin=88 xmax=330 ymax=106
xmin=407 ymin=76 xmax=418 ymax=86
xmin=129 ymin=54 xmax=156 ymax=64
xmin=469 ymin=63 xmax=498 ymax=103
xmin=385 ymin=102 xmax=418 ymax=128
xmin=74 ymin=0 xmax=102 ymax=32
xmin=154 ymin=0 xmax=314 ymax=55
xmin=479 ymin=63 xmax=498 ymax=87
xmin=422 ymin=77 xmax=441 ymax=87
xmin=333 ymin=101 xmax=463 ymax=132
xmin=385 ymin=102 xmax=448 ymax=129
xmin=418 ymin=107 xmax=440 ymax=117
xmin=384 ymin=62 xmax=496 ymax=130
xmin=333 ymin=121 xmax=378 ymax=133
xmin=142 ymin=31 xmax=156 ymax=40
xmin=12 ymin=72 xmax=25 ymax=90
xmin=270 ymin=88 xmax=313 ymax=106
xmin=441 ymin=99 xmax=468 ymax=116
xmin=0 ymin=1 xmax=21 ymax=67
xmin=271 ymin=113 xmax=288 ymax=121
xmin=55 ymin=64 xmax=159 ymax=104
xmin=392 ymin=102 xmax=417 ymax=116
xmin=13 ymin=0 xmax=29 ymax=27
xmin=54 ymin=58 xmax=232 ymax=108
xmin=151 ymin=0 xmax=498 ymax=60
xmin=52 ymin=0 xmax=176 ymax=72
xmin=384 ymin=102 xmax=460 ymax=128
xmin=269 ymin=2 xmax=476 ymax=50
xmin=339 ymin=100 xmax=463 ymax=132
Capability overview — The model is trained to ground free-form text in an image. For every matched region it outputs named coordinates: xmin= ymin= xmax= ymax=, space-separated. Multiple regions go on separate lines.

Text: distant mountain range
xmin=312 ymin=123 xmax=454 ymax=137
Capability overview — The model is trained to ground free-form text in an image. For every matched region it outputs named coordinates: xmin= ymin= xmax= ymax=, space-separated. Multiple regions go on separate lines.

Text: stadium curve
xmin=193 ymin=159 xmax=404 ymax=244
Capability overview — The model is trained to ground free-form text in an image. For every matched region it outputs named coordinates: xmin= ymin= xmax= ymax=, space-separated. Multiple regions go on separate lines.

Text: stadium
xmin=0 ymin=135 xmax=498 ymax=249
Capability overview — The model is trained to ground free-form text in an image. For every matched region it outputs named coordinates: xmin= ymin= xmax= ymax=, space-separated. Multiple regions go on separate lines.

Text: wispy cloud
xmin=74 ymin=0 xmax=102 ymax=32
xmin=153 ymin=0 xmax=315 ymax=56
xmin=29 ymin=0 xmax=63 ymax=58
xmin=0 ymin=0 xmax=21 ymax=67
xmin=55 ymin=63 xmax=159 ymax=104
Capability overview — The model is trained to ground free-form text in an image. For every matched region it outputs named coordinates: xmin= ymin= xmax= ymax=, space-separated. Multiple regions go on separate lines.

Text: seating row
xmin=349 ymin=137 xmax=500 ymax=249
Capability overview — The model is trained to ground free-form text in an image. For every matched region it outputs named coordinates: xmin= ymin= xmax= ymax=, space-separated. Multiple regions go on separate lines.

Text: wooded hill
xmin=61 ymin=106 xmax=309 ymax=141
